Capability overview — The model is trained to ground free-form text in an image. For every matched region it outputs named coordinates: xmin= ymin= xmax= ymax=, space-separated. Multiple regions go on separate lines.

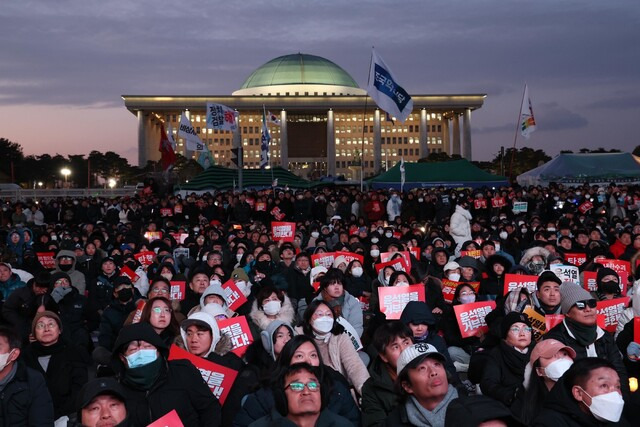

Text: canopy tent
xmin=369 ymin=159 xmax=508 ymax=190
xmin=178 ymin=165 xmax=314 ymax=191
xmin=516 ymin=153 xmax=640 ymax=187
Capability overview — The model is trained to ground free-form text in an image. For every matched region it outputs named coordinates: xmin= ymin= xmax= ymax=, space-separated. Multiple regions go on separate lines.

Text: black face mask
xmin=58 ymin=263 xmax=73 ymax=272
xmin=600 ymin=280 xmax=620 ymax=294
xmin=117 ymin=288 xmax=133 ymax=302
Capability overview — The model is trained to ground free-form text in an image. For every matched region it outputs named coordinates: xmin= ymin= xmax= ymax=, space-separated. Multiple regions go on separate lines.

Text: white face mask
xmin=263 ymin=300 xmax=281 ymax=316
xmin=581 ymin=389 xmax=624 ymax=423
xmin=370 ymin=249 xmax=380 ymax=257
xmin=494 ymin=243 xmax=501 ymax=252
xmin=385 ymin=232 xmax=393 ymax=238
xmin=210 ymin=279 xmax=221 ymax=287
xmin=370 ymin=237 xmax=379 ymax=244
xmin=499 ymin=231 xmax=508 ymax=240
xmin=161 ymin=272 xmax=173 ymax=280
xmin=313 ymin=316 xmax=334 ymax=334
xmin=459 ymin=294 xmax=476 ymax=304
xmin=543 ymin=358 xmax=573 ymax=381
xmin=0 ymin=350 xmax=15 ymax=371
xmin=311 ymin=231 xmax=319 ymax=238
xmin=235 ymin=280 xmax=250 ymax=296
xmin=236 ymin=253 xmax=243 ymax=262
xmin=418 ymin=198 xmax=424 ymax=203
xmin=351 ymin=267 xmax=363 ymax=278
xmin=448 ymin=273 xmax=461 ymax=282
xmin=395 ymin=280 xmax=409 ymax=287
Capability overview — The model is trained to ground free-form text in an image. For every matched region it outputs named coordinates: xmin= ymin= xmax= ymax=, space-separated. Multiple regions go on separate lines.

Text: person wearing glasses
xmin=139 ymin=296 xmax=181 ymax=347
xmin=545 ymin=282 xmax=629 ymax=394
xmin=480 ymin=312 xmax=534 ymax=407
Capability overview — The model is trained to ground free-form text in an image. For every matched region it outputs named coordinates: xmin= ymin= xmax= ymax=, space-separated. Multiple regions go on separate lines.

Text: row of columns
xmin=138 ymin=107 xmax=473 ymax=170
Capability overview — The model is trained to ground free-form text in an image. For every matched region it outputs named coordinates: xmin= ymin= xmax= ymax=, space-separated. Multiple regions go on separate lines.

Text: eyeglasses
xmin=151 ymin=289 xmax=169 ymax=295
xmin=509 ymin=326 xmax=533 ymax=334
xmin=35 ymin=321 xmax=58 ymax=330
xmin=573 ymin=299 xmax=597 ymax=310
xmin=286 ymin=381 xmax=319 ymax=392
xmin=152 ymin=307 xmax=172 ymax=314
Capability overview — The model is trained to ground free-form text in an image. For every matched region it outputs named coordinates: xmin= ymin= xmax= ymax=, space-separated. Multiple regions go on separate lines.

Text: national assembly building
xmin=123 ymin=53 xmax=485 ymax=180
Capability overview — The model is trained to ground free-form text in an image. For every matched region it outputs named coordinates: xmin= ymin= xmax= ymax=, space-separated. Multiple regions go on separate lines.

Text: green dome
xmin=240 ymin=53 xmax=360 ymax=89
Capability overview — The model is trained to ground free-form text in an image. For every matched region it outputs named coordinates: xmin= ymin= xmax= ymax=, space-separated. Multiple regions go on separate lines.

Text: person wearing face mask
xmin=443 ymin=261 xmax=461 ymax=282
xmin=227 ymin=268 xmax=254 ymax=316
xmin=520 ymin=246 xmax=551 ymax=276
xmin=112 ymin=323 xmax=222 ymax=426
xmin=593 ymin=267 xmax=623 ymax=301
xmin=344 ymin=259 xmax=372 ymax=299
xmin=249 ymin=286 xmax=295 ymax=332
xmin=517 ymin=339 xmax=576 ymax=425
xmin=53 ymin=250 xmax=87 ymax=295
xmin=532 ymin=357 xmax=631 ymax=426
xmin=312 ymin=269 xmax=364 ymax=337
xmin=0 ymin=326 xmax=54 ymax=425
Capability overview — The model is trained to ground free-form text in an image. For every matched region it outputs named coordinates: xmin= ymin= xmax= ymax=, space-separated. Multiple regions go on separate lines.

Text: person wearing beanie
xmin=21 ymin=310 xmax=90 ymax=419
xmin=480 ymin=312 xmax=533 ymax=407
xmin=544 ymin=282 xmax=629 ymax=394
xmin=1 ymin=272 xmax=51 ymax=344
xmin=533 ymin=271 xmax=563 ymax=316
xmin=593 ymin=267 xmax=622 ymax=301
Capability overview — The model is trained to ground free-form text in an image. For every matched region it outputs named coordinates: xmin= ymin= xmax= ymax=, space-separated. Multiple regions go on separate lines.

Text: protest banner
xmin=378 ymin=285 xmax=425 ymax=320
xmin=474 ymin=199 xmax=488 ymax=209
xmin=270 ymin=206 xmax=285 ymax=221
xmin=271 ymin=222 xmax=295 ymax=242
xmin=334 ymin=251 xmax=364 ymax=265
xmin=336 ymin=317 xmax=363 ymax=352
xmin=596 ymin=297 xmax=630 ymax=333
xmin=170 ymin=281 xmax=186 ymax=301
xmin=460 ymin=249 xmax=482 ymax=259
xmin=578 ymin=201 xmax=594 ymax=214
xmin=523 ymin=307 xmax=547 ymax=342
xmin=583 ymin=271 xmax=598 ymax=292
xmin=380 ymin=251 xmax=412 ymax=269
xmin=550 ymin=265 xmax=580 ymax=285
xmin=545 ymin=314 xmax=564 ymax=331
xmin=311 ymin=252 xmax=336 ymax=268
xmin=36 ymin=252 xmax=56 ymax=269
xmin=146 ymin=410 xmax=184 ymax=427
xmin=159 ymin=208 xmax=173 ymax=217
xmin=173 ymin=204 xmax=183 ymax=214
xmin=408 ymin=246 xmax=420 ymax=260
xmin=217 ymin=316 xmax=253 ymax=357
xmin=454 ymin=301 xmax=496 ymax=338
xmin=131 ymin=300 xmax=147 ymax=324
xmin=255 ymin=201 xmax=267 ymax=212
xmin=375 ymin=257 xmax=410 ymax=274
xmin=491 ymin=197 xmax=506 ymax=208
xmin=168 ymin=345 xmax=238 ymax=404
xmin=564 ymin=253 xmax=587 ymax=266
xmin=135 ymin=251 xmax=156 ymax=267
xmin=143 ymin=231 xmax=163 ymax=242
xmin=358 ymin=295 xmax=370 ymax=312
xmin=119 ymin=265 xmax=139 ymax=283
xmin=512 ymin=201 xmax=528 ymax=213
xmin=441 ymin=279 xmax=479 ymax=303
xmin=170 ymin=233 xmax=189 ymax=244
xmin=221 ymin=279 xmax=248 ymax=311
xmin=503 ymin=273 xmax=538 ymax=295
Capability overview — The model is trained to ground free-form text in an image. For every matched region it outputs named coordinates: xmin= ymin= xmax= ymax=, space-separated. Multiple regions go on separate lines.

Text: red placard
xmin=173 ymin=204 xmax=183 ymax=214
xmin=217 ymin=316 xmax=253 ymax=357
xmin=36 ymin=252 xmax=56 ymax=269
xmin=409 ymin=247 xmax=420 ymax=260
xmin=460 ymin=250 xmax=482 ymax=259
xmin=221 ymin=279 xmax=248 ymax=311
xmin=564 ymin=253 xmax=587 ymax=266
xmin=170 ymin=233 xmax=189 ymax=244
xmin=168 ymin=345 xmax=238 ymax=404
xmin=146 ymin=410 xmax=184 ymax=427
xmin=474 ymin=199 xmax=488 ymax=209
xmin=596 ymin=297 xmax=630 ymax=333
xmin=378 ymin=284 xmax=426 ymax=320
xmin=160 ymin=208 xmax=173 ymax=217
xmin=454 ymin=301 xmax=496 ymax=338
xmin=380 ymin=251 xmax=412 ymax=269
xmin=334 ymin=251 xmax=365 ymax=265
xmin=634 ymin=317 xmax=640 ymax=344
xmin=491 ymin=197 xmax=506 ymax=208
xmin=119 ymin=265 xmax=139 ymax=283
xmin=375 ymin=257 xmax=410 ymax=274
xmin=255 ymin=202 xmax=267 ymax=212
xmin=312 ymin=281 xmax=321 ymax=292
xmin=358 ymin=295 xmax=370 ymax=312
xmin=583 ymin=271 xmax=598 ymax=292
xmin=545 ymin=314 xmax=564 ymax=331
xmin=271 ymin=222 xmax=296 ymax=242
xmin=503 ymin=273 xmax=539 ymax=295
xmin=599 ymin=259 xmax=630 ymax=293
xmin=270 ymin=206 xmax=285 ymax=221
xmin=143 ymin=231 xmax=163 ymax=242
xmin=441 ymin=279 xmax=479 ymax=303
xmin=170 ymin=281 xmax=186 ymax=301
xmin=578 ymin=201 xmax=594 ymax=214
xmin=135 ymin=251 xmax=156 ymax=267
xmin=131 ymin=300 xmax=147 ymax=324
xmin=311 ymin=252 xmax=336 ymax=268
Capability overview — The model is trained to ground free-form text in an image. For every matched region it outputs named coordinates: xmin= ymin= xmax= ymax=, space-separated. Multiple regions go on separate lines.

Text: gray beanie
xmin=560 ymin=282 xmax=593 ymax=314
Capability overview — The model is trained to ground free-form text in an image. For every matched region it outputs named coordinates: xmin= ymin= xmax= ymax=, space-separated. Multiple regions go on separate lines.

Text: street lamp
xmin=60 ymin=168 xmax=71 ymax=187
xmin=108 ymin=178 xmax=116 ymax=189
xmin=37 ymin=182 xmax=43 ymax=188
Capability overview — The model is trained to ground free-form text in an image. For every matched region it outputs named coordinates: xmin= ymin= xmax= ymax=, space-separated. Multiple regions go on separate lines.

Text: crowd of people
xmin=1 ymin=181 xmax=640 ymax=426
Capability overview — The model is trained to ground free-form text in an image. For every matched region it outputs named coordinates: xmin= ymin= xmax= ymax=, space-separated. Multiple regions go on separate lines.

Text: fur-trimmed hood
xmin=248 ymin=294 xmax=295 ymax=331
xmin=174 ymin=329 xmax=235 ymax=357
xmin=519 ymin=246 xmax=551 ymax=266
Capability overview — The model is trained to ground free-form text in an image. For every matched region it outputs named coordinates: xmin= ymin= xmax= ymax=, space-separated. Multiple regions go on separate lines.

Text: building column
xmin=463 ymin=108 xmax=472 ymax=161
xmin=280 ymin=110 xmax=288 ymax=168
xmin=419 ymin=109 xmax=429 ymax=159
xmin=232 ymin=113 xmax=241 ymax=168
xmin=146 ymin=119 xmax=160 ymax=165
xmin=452 ymin=113 xmax=461 ymax=156
xmin=374 ymin=109 xmax=382 ymax=173
xmin=137 ymin=111 xmax=147 ymax=167
xmin=327 ymin=109 xmax=336 ymax=176
xmin=442 ymin=117 xmax=450 ymax=155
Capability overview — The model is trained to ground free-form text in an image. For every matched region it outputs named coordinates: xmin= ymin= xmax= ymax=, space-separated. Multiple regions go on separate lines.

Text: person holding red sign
xmin=111 ymin=322 xmax=222 ymax=426
xmin=593 ymin=268 xmax=623 ymax=301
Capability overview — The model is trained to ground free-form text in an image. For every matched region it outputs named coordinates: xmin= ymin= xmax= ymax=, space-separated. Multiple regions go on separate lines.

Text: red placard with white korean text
xmin=135 ymin=251 xmax=156 ymax=267
xmin=358 ymin=296 xmax=370 ymax=312
xmin=545 ymin=314 xmax=564 ymax=331
xmin=491 ymin=197 xmax=506 ymax=208
xmin=503 ymin=274 xmax=539 ymax=295
xmin=312 ymin=281 xmax=321 ymax=292
xmin=409 ymin=246 xmax=420 ymax=260
xmin=255 ymin=202 xmax=267 ymax=212
xmin=583 ymin=271 xmax=598 ymax=292
xmin=146 ymin=410 xmax=184 ymax=427
xmin=160 ymin=208 xmax=173 ymax=217
xmin=578 ymin=201 xmax=594 ymax=214
xmin=441 ymin=279 xmax=480 ymax=303
xmin=36 ymin=252 xmax=56 ymax=269
xmin=599 ymin=259 xmax=630 ymax=293
xmin=380 ymin=251 xmax=412 ymax=269
xmin=131 ymin=300 xmax=147 ymax=324
xmin=634 ymin=317 xmax=640 ymax=344
xmin=335 ymin=251 xmax=364 ymax=265
xmin=143 ymin=231 xmax=163 ymax=242
xmin=564 ymin=253 xmax=587 ymax=266
xmin=270 ymin=206 xmax=285 ymax=221
xmin=460 ymin=250 xmax=482 ymax=259
xmin=311 ymin=252 xmax=336 ymax=268
xmin=375 ymin=256 xmax=410 ymax=274
xmin=596 ymin=297 xmax=630 ymax=333
xmin=170 ymin=233 xmax=189 ymax=244
xmin=168 ymin=345 xmax=238 ymax=405
xmin=454 ymin=301 xmax=496 ymax=338
xmin=271 ymin=222 xmax=296 ymax=242
xmin=474 ymin=199 xmax=487 ymax=210
xmin=119 ymin=265 xmax=139 ymax=283
xmin=170 ymin=281 xmax=186 ymax=301
xmin=378 ymin=285 xmax=425 ymax=320
xmin=221 ymin=279 xmax=248 ymax=311
xmin=217 ymin=316 xmax=253 ymax=357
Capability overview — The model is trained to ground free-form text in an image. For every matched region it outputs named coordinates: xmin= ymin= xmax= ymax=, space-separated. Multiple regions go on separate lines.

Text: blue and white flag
xmin=198 ymin=146 xmax=214 ymax=169
xmin=400 ymin=157 xmax=406 ymax=191
xmin=166 ymin=124 xmax=177 ymax=150
xmin=178 ymin=112 xmax=205 ymax=152
xmin=260 ymin=108 xmax=271 ymax=169
xmin=367 ymin=49 xmax=413 ymax=123
xmin=206 ymin=102 xmax=237 ymax=132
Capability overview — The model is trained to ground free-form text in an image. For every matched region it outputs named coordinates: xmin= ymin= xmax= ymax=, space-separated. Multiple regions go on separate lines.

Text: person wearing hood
xmin=457 ymin=256 xmax=481 ymax=283
xmin=312 ymin=268 xmax=364 ymax=337
xmin=533 ymin=271 xmax=563 ymax=315
xmin=387 ymin=193 xmax=402 ymax=222
xmin=479 ymin=312 xmax=534 ymax=408
xmin=400 ymin=301 xmax=459 ymax=383
xmin=0 ymin=261 xmax=26 ymax=301
xmin=479 ymin=254 xmax=512 ymax=301
xmin=5 ymin=229 xmax=26 ymax=267
xmin=228 ymin=267 xmax=254 ymax=316
xmin=592 ymin=267 xmax=623 ymax=301
xmin=249 ymin=286 xmax=295 ymax=333
xmin=180 ymin=268 xmax=211 ymax=315
xmin=191 ymin=279 xmax=235 ymax=319
xmin=544 ymin=282 xmax=629 ymax=395
xmin=49 ymin=271 xmax=98 ymax=353
xmin=245 ymin=320 xmax=296 ymax=384
xmin=449 ymin=200 xmax=472 ymax=256
xmin=519 ymin=246 xmax=550 ymax=276
xmin=532 ymin=357 xmax=631 ymax=426
xmin=344 ymin=258 xmax=371 ymax=299
xmin=111 ymin=322 xmax=221 ymax=426
xmin=53 ymin=250 xmax=87 ymax=295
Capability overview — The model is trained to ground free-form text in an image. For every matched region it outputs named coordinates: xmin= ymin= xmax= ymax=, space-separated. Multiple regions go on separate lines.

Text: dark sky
xmin=1 ymin=0 xmax=638 ymax=164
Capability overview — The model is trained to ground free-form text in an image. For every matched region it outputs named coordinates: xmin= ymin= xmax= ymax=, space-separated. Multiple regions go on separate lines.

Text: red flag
xmin=159 ymin=123 xmax=176 ymax=171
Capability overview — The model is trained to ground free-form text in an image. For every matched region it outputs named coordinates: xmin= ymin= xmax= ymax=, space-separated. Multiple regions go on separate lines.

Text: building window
xmin=437 ymin=125 xmax=442 ymax=132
